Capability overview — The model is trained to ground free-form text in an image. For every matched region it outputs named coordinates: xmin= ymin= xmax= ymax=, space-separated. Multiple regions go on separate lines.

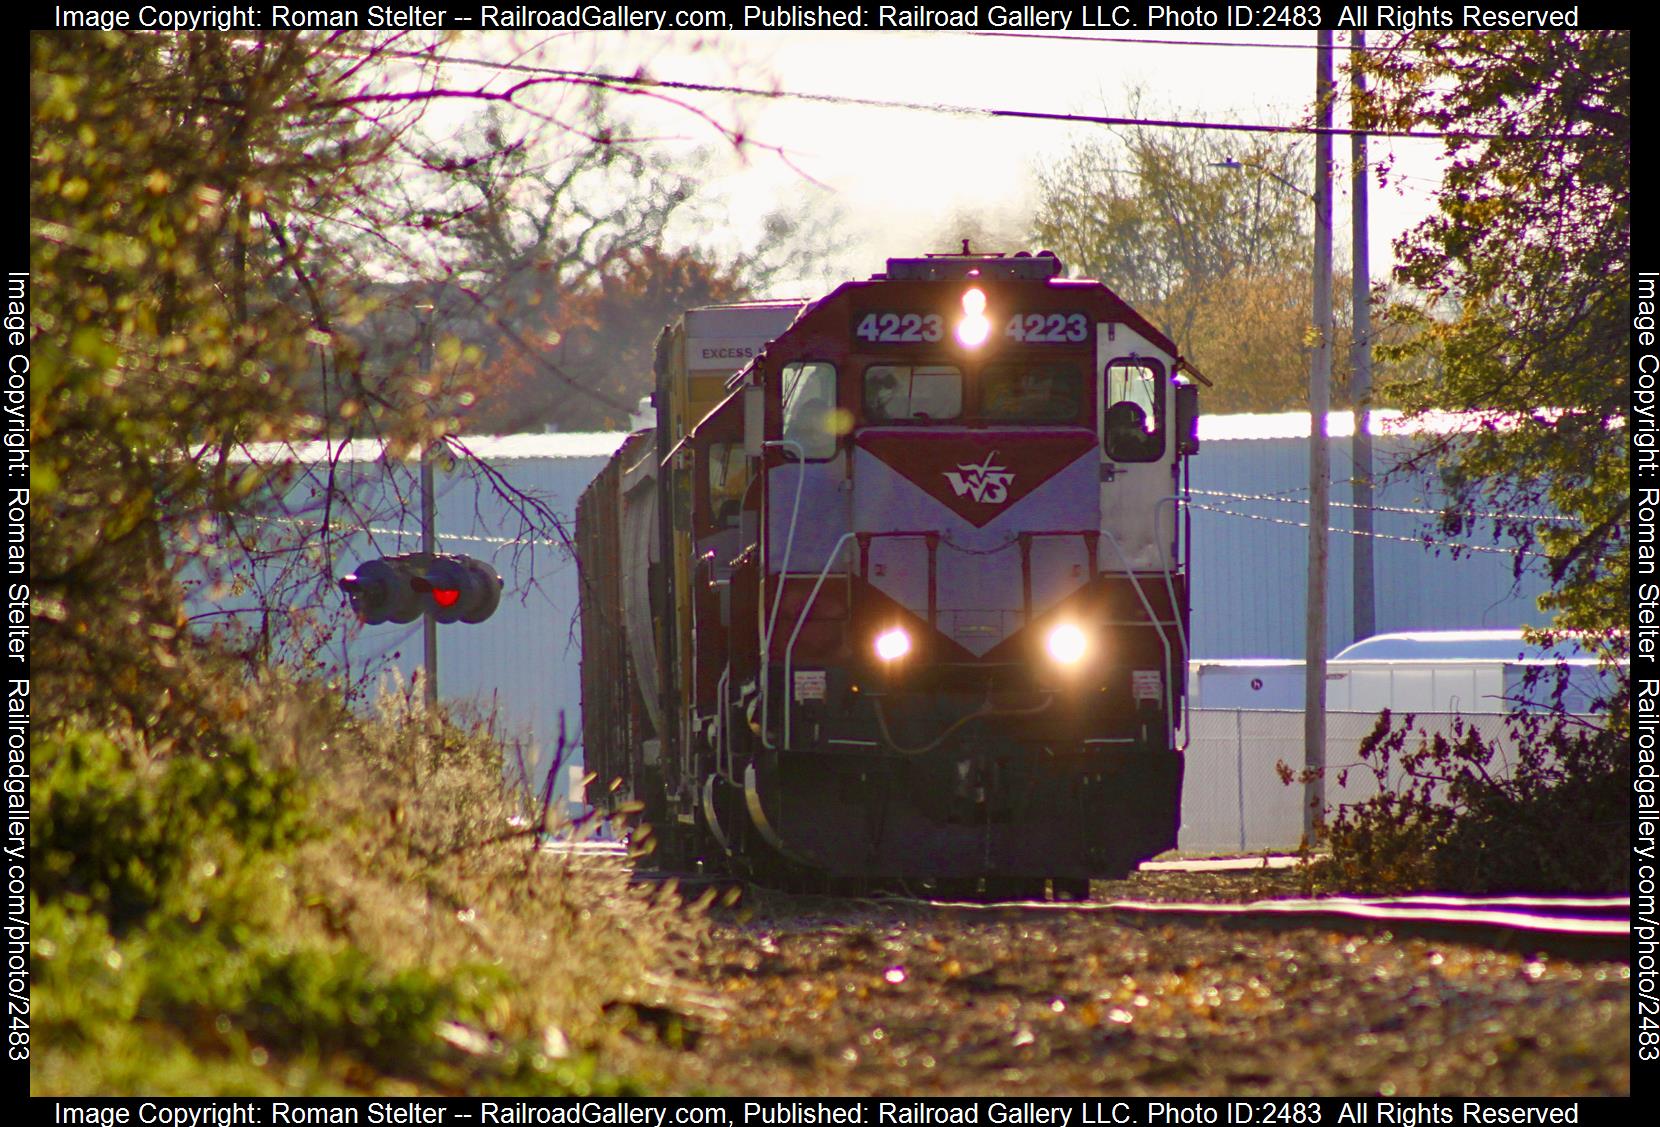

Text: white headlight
xmin=1046 ymin=622 xmax=1088 ymax=665
xmin=874 ymin=627 xmax=912 ymax=662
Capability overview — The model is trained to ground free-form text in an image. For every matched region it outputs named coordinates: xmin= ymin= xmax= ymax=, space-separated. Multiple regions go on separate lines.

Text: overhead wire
xmin=1189 ymin=487 xmax=1584 ymax=525
xmin=370 ymin=48 xmax=1598 ymax=145
xmin=320 ymin=41 xmax=1584 ymax=566
xmin=1186 ymin=501 xmax=1548 ymax=559
xmin=964 ymin=31 xmax=1392 ymax=51
xmin=244 ymin=512 xmax=567 ymax=550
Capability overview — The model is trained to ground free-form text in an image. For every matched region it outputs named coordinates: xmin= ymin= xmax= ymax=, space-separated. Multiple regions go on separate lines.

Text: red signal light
xmin=341 ymin=552 xmax=501 ymax=625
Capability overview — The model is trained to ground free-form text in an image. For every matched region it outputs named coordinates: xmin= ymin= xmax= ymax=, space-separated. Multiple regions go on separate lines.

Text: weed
xmin=1300 ymin=695 xmax=1629 ymax=894
xmin=32 ymin=674 xmax=703 ymax=1094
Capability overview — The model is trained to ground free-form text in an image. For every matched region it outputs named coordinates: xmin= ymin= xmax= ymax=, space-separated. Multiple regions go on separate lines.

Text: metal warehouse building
xmin=1188 ymin=411 xmax=1552 ymax=659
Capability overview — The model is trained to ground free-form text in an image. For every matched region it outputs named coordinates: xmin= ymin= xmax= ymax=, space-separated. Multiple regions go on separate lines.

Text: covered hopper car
xmin=577 ymin=251 xmax=1200 ymax=895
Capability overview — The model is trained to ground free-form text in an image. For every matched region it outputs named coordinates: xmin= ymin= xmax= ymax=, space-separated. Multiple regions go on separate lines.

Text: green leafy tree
xmin=27 ymin=32 xmax=754 ymax=1092
xmin=32 ymin=32 xmax=838 ymax=720
xmin=1306 ymin=31 xmax=1631 ymax=893
xmin=1357 ymin=30 xmax=1630 ymax=684
xmin=30 ymin=31 xmax=432 ymax=729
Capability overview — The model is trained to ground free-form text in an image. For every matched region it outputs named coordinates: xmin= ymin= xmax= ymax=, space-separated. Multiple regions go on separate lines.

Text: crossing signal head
xmin=338 ymin=557 xmax=422 ymax=625
xmin=341 ymin=553 xmax=502 ymax=625
xmin=411 ymin=554 xmax=502 ymax=624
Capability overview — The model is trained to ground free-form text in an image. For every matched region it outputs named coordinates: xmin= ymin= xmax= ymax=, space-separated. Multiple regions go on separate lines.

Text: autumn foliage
xmin=461 ymin=246 xmax=750 ymax=434
xmin=1312 ymin=31 xmax=1630 ymax=893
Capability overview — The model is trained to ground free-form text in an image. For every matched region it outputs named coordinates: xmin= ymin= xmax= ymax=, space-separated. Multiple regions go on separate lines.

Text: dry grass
xmin=33 ymin=671 xmax=711 ymax=1095
xmin=287 ymin=682 xmax=710 ymax=1060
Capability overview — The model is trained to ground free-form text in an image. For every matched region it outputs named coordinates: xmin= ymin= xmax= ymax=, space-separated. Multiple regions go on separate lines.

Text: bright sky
xmin=432 ymin=30 xmax=1446 ymax=297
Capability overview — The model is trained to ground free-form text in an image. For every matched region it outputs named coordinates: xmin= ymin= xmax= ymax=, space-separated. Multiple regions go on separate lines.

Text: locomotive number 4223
xmin=854 ymin=311 xmax=1089 ymax=344
xmin=854 ymin=312 xmax=944 ymax=343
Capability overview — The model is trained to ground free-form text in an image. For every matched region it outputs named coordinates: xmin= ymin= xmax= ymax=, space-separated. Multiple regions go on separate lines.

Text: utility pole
xmin=417 ymin=303 xmax=438 ymax=711
xmin=1305 ymin=33 xmax=1334 ymax=843
xmin=1350 ymin=30 xmax=1377 ymax=645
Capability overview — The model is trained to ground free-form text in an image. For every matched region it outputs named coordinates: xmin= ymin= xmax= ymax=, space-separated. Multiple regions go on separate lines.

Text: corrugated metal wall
xmin=1187 ymin=427 xmax=1553 ymax=659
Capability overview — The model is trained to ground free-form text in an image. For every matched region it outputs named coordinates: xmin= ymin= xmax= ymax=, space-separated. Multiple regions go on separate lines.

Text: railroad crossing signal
xmin=339 ymin=553 xmax=502 ymax=625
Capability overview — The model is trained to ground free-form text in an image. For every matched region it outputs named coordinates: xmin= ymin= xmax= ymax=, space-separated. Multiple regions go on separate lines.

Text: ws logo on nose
xmin=944 ymin=453 xmax=1015 ymax=505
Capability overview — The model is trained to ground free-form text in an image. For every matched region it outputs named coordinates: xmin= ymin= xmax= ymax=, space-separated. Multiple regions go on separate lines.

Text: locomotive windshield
xmin=864 ymin=364 xmax=963 ymax=422
xmin=862 ymin=360 xmax=1086 ymax=425
xmin=982 ymin=361 xmax=1083 ymax=422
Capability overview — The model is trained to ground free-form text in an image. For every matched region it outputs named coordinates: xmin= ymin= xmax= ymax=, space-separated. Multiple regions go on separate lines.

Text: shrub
xmin=31 ymin=689 xmax=696 ymax=1095
xmin=30 ymin=725 xmax=471 ymax=1087
xmin=32 ymin=728 xmax=310 ymax=931
xmin=1309 ymin=698 xmax=1629 ymax=895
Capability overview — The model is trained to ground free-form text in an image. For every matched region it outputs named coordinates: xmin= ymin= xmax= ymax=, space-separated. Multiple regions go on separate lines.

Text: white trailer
xmin=1324 ymin=630 xmax=1615 ymax=715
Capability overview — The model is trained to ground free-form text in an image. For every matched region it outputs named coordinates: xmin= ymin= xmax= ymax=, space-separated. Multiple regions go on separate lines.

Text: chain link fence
xmin=1178 ymin=709 xmax=1522 ymax=853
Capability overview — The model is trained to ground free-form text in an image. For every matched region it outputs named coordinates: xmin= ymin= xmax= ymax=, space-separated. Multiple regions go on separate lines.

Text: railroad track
xmin=548 ymin=840 xmax=1629 ymax=961
xmin=901 ymin=891 xmax=1630 ymax=962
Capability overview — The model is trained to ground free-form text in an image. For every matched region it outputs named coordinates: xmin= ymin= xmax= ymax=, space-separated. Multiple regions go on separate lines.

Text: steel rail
xmin=912 ymin=894 xmax=1632 ymax=962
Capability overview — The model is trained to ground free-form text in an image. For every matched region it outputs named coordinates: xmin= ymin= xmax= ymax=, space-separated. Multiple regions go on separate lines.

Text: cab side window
xmin=1102 ymin=358 xmax=1164 ymax=462
xmin=781 ymin=361 xmax=840 ymax=460
xmin=707 ymin=442 xmax=746 ymax=529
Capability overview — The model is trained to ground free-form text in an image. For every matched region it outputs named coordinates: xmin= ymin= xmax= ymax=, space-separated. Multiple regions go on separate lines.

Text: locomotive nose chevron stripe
xmin=856 ymin=430 xmax=1097 ymax=528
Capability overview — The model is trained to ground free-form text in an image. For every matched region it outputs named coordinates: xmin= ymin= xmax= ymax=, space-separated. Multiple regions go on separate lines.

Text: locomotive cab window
xmin=1102 ymin=358 xmax=1165 ymax=462
xmin=780 ymin=361 xmax=840 ymax=460
xmin=864 ymin=364 xmax=962 ymax=423
xmin=707 ymin=442 xmax=746 ymax=529
xmin=982 ymin=361 xmax=1083 ymax=423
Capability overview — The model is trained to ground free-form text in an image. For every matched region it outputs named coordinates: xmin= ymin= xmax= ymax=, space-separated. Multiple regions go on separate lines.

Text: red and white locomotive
xmin=578 ymin=251 xmax=1199 ymax=894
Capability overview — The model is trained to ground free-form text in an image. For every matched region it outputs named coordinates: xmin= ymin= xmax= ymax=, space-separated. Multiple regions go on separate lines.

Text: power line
xmin=1190 ymin=487 xmax=1583 ymax=525
xmin=246 ymin=512 xmax=567 ymax=550
xmin=1188 ymin=501 xmax=1547 ymax=559
xmin=383 ymin=50 xmax=1591 ymax=145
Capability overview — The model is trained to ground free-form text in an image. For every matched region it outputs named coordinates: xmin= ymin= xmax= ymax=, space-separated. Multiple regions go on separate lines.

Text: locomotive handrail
xmin=759 ymin=438 xmax=808 ymax=746
xmin=716 ymin=666 xmax=732 ymax=781
xmin=1099 ymin=529 xmax=1178 ymax=753
xmin=776 ymin=530 xmax=860 ymax=751
xmin=1155 ymin=494 xmax=1193 ymax=752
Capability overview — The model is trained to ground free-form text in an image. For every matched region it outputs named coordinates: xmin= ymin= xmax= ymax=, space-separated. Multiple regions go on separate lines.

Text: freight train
xmin=577 ymin=251 xmax=1201 ymax=896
